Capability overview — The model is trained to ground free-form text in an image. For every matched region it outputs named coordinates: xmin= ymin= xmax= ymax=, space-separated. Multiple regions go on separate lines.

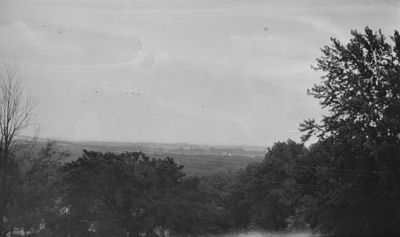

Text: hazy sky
xmin=0 ymin=0 xmax=398 ymax=146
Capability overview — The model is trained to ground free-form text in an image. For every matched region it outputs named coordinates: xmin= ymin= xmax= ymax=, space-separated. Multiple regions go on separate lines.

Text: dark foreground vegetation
xmin=1 ymin=27 xmax=400 ymax=236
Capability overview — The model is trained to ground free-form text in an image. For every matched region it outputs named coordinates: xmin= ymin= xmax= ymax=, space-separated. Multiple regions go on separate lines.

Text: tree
xmin=227 ymin=140 xmax=306 ymax=231
xmin=198 ymin=171 xmax=239 ymax=233
xmin=0 ymin=63 xmax=36 ymax=237
xmin=250 ymin=140 xmax=306 ymax=230
xmin=11 ymin=141 xmax=65 ymax=235
xmin=61 ymin=150 xmax=215 ymax=237
xmin=300 ymin=27 xmax=400 ymax=236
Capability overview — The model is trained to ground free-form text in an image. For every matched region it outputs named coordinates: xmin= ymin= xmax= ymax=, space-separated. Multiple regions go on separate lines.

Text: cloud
xmin=138 ymin=50 xmax=157 ymax=68
xmin=0 ymin=22 xmax=50 ymax=60
xmin=0 ymin=21 xmax=143 ymax=64
xmin=229 ymin=34 xmax=277 ymax=56
xmin=295 ymin=16 xmax=346 ymax=40
xmin=228 ymin=27 xmax=321 ymax=63
xmin=3 ymin=0 xmax=387 ymax=146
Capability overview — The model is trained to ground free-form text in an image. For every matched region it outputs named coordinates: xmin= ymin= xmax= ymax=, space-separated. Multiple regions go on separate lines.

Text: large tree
xmin=0 ymin=64 xmax=36 ymax=237
xmin=300 ymin=27 xmax=400 ymax=236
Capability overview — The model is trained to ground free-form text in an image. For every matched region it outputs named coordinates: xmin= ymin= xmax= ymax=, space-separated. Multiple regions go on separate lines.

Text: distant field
xmin=151 ymin=153 xmax=263 ymax=175
xmin=25 ymin=139 xmax=265 ymax=175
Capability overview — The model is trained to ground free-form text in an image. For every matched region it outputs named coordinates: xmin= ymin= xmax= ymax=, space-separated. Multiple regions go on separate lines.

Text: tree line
xmin=1 ymin=27 xmax=400 ymax=236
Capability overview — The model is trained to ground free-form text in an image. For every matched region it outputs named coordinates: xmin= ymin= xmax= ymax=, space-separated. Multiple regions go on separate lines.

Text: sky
xmin=0 ymin=0 xmax=399 ymax=146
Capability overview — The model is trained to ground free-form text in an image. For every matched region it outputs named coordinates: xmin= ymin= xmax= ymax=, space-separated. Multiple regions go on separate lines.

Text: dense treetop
xmin=301 ymin=27 xmax=400 ymax=144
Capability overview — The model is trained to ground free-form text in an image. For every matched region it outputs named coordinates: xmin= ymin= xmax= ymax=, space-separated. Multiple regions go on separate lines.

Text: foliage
xmin=12 ymin=142 xmax=64 ymax=235
xmin=198 ymin=171 xmax=239 ymax=232
xmin=0 ymin=63 xmax=36 ymax=237
xmin=226 ymin=140 xmax=307 ymax=231
xmin=61 ymin=150 xmax=219 ymax=237
xmin=300 ymin=27 xmax=400 ymax=236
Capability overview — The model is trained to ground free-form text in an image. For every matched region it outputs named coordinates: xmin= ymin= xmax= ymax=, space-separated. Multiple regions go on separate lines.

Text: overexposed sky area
xmin=0 ymin=0 xmax=399 ymax=146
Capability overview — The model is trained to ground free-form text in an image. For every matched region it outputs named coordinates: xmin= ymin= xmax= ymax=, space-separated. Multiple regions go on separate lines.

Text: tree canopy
xmin=60 ymin=150 xmax=220 ymax=237
xmin=301 ymin=27 xmax=400 ymax=143
xmin=300 ymin=27 xmax=400 ymax=236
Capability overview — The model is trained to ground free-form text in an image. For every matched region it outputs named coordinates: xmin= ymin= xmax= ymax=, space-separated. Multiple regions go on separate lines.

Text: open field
xmin=24 ymin=139 xmax=265 ymax=175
